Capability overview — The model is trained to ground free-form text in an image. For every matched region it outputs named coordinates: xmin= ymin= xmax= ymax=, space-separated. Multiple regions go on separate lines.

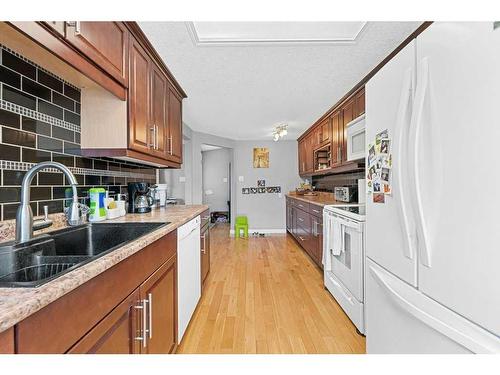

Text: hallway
xmin=177 ymin=224 xmax=366 ymax=354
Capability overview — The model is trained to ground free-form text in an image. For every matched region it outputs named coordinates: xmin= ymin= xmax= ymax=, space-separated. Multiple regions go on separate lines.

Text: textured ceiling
xmin=139 ymin=22 xmax=421 ymax=140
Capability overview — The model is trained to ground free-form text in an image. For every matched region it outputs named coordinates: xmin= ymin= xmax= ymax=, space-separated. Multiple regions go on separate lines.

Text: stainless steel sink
xmin=0 ymin=222 xmax=168 ymax=288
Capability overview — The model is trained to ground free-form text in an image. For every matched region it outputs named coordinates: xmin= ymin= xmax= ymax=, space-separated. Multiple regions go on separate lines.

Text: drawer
xmin=293 ymin=199 xmax=310 ymax=212
xmin=200 ymin=209 xmax=210 ymax=228
xmin=309 ymin=204 xmax=323 ymax=219
xmin=295 ymin=208 xmax=311 ymax=231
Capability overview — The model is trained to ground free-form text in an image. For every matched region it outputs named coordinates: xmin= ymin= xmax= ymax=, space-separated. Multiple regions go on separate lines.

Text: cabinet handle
xmin=298 ymin=236 xmax=306 ymax=242
xmin=66 ymin=21 xmax=81 ymax=35
xmin=156 ymin=125 xmax=160 ymax=150
xmin=298 ymin=217 xmax=304 ymax=222
xmin=150 ymin=125 xmax=156 ymax=149
xmin=312 ymin=209 xmax=320 ymax=214
xmin=142 ymin=299 xmax=148 ymax=347
xmin=134 ymin=302 xmax=147 ymax=347
xmin=337 ymin=147 xmax=341 ymax=161
xmin=201 ymin=234 xmax=206 ymax=254
xmin=169 ymin=135 xmax=173 ymax=155
xmin=148 ymin=293 xmax=153 ymax=339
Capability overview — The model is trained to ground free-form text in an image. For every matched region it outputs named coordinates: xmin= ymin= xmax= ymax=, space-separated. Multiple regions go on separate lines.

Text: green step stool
xmin=234 ymin=215 xmax=249 ymax=238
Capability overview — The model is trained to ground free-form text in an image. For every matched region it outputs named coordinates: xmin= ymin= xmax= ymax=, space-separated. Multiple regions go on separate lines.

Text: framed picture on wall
xmin=253 ymin=148 xmax=269 ymax=168
xmin=257 ymin=179 xmax=265 ymax=187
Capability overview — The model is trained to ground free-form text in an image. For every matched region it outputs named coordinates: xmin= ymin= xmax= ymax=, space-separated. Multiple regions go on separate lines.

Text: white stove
xmin=323 ymin=204 xmax=366 ymax=333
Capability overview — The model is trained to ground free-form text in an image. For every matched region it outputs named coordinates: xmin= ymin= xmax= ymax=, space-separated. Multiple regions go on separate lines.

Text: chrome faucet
xmin=15 ymin=161 xmax=85 ymax=243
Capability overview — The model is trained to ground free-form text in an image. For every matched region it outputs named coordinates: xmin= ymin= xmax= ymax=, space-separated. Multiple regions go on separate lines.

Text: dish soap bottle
xmin=89 ymin=187 xmax=106 ymax=222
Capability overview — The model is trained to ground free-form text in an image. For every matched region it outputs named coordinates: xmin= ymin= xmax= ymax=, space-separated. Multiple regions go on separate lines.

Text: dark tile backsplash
xmin=312 ymin=171 xmax=365 ymax=192
xmin=0 ymin=44 xmax=157 ymax=221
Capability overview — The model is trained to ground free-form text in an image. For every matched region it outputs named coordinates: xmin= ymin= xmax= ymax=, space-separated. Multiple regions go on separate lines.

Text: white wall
xmin=233 ymin=140 xmax=301 ymax=231
xmin=159 ymin=123 xmax=193 ymax=203
xmin=164 ymin=126 xmax=301 ymax=232
xmin=202 ymin=148 xmax=231 ymax=212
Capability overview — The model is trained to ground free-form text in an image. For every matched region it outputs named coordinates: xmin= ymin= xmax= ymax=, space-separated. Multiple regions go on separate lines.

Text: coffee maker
xmin=127 ymin=182 xmax=154 ymax=213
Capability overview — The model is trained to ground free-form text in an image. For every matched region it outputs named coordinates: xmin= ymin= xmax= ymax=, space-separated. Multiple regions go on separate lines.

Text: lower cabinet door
xmin=68 ymin=289 xmax=142 ymax=354
xmin=140 ymin=255 xmax=178 ymax=354
xmin=201 ymin=225 xmax=211 ymax=286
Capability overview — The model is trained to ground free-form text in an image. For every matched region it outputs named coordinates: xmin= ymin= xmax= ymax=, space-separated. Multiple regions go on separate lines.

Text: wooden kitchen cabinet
xmin=68 ymin=289 xmax=142 ymax=354
xmin=286 ymin=197 xmax=323 ymax=268
xmin=316 ymin=117 xmax=331 ymax=146
xmin=69 ymin=255 xmax=178 ymax=355
xmin=65 ymin=22 xmax=129 ymax=87
xmin=4 ymin=22 xmax=186 ymax=167
xmin=42 ymin=21 xmax=65 ymax=37
xmin=331 ymin=110 xmax=343 ymax=167
xmin=296 ymin=86 xmax=365 ymax=176
xmin=341 ymin=96 xmax=355 ymax=163
xmin=200 ymin=218 xmax=211 ymax=287
xmin=150 ymin=63 xmax=169 ymax=158
xmin=354 ymin=87 xmax=365 ymax=117
xmin=129 ymin=36 xmax=152 ymax=155
xmin=126 ymin=34 xmax=185 ymax=166
xmin=298 ymin=134 xmax=314 ymax=176
xmin=15 ymin=231 xmax=178 ymax=354
xmin=167 ymin=85 xmax=183 ymax=164
xmin=140 ymin=255 xmax=178 ymax=354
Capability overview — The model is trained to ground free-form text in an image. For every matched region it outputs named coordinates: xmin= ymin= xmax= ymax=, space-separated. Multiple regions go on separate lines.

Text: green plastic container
xmin=89 ymin=188 xmax=106 ymax=222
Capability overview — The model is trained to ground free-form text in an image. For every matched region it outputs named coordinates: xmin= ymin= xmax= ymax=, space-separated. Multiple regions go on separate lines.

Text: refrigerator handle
xmin=395 ymin=67 xmax=417 ymax=260
xmin=369 ymin=262 xmax=500 ymax=354
xmin=409 ymin=57 xmax=432 ymax=267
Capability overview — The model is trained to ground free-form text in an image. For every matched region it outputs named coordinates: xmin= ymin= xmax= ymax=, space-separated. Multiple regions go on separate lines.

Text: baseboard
xmin=229 ymin=228 xmax=287 ymax=236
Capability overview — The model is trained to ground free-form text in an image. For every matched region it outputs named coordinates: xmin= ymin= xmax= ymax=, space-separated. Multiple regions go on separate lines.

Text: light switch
xmin=179 ymin=176 xmax=186 ymax=182
xmin=278 ymin=193 xmax=282 ymax=198
xmin=223 ymin=177 xmax=228 ymax=183
xmin=238 ymin=176 xmax=244 ymax=182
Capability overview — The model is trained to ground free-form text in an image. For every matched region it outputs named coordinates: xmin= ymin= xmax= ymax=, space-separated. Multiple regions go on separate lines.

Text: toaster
xmin=334 ymin=186 xmax=358 ymax=203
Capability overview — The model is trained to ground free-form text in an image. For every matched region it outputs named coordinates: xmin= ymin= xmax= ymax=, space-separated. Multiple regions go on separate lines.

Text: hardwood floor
xmin=177 ymin=223 xmax=366 ymax=354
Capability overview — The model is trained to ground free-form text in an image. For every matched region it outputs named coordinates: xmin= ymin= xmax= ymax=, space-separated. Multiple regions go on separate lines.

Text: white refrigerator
xmin=365 ymin=22 xmax=500 ymax=353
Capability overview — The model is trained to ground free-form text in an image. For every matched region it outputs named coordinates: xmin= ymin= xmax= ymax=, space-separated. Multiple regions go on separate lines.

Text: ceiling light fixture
xmin=272 ymin=124 xmax=288 ymax=141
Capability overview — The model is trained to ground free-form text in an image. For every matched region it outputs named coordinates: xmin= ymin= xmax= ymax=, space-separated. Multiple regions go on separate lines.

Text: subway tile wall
xmin=0 ymin=44 xmax=156 ymax=221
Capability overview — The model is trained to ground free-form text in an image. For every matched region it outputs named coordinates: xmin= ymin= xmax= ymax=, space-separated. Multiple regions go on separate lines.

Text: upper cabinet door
xmin=129 ymin=37 xmax=151 ymax=154
xmin=341 ymin=97 xmax=355 ymax=162
xmin=331 ymin=110 xmax=343 ymax=167
xmin=354 ymin=87 xmax=365 ymax=117
xmin=150 ymin=64 xmax=169 ymax=158
xmin=167 ymin=85 xmax=183 ymax=164
xmin=65 ymin=22 xmax=129 ymax=87
xmin=320 ymin=117 xmax=331 ymax=144
xmin=304 ymin=134 xmax=314 ymax=173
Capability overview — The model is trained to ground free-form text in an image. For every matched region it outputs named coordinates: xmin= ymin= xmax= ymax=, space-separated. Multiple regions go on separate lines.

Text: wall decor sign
xmin=257 ymin=179 xmax=265 ymax=187
xmin=253 ymin=148 xmax=269 ymax=168
xmin=242 ymin=186 xmax=281 ymax=194
xmin=367 ymin=129 xmax=393 ymax=204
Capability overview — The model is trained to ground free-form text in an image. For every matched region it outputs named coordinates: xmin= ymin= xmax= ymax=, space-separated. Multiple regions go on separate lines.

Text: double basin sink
xmin=0 ymin=222 xmax=168 ymax=288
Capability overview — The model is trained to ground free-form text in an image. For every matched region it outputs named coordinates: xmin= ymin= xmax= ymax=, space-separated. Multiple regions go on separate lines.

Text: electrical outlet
xmin=238 ymin=176 xmax=244 ymax=182
xmin=179 ymin=176 xmax=186 ymax=182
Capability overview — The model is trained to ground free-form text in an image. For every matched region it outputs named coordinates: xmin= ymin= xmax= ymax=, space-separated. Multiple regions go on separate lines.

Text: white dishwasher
xmin=177 ymin=215 xmax=201 ymax=342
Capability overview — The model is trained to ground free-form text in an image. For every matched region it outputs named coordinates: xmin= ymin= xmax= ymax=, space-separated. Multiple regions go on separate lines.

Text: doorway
xmin=201 ymin=144 xmax=232 ymax=225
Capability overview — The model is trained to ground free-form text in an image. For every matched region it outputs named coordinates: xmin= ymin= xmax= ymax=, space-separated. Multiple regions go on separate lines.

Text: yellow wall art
xmin=253 ymin=147 xmax=269 ymax=168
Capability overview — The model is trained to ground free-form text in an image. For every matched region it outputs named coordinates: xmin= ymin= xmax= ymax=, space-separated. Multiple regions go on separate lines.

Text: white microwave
xmin=346 ymin=114 xmax=366 ymax=161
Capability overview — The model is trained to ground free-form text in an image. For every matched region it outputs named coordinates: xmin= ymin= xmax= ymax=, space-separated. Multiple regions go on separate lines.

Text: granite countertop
xmin=286 ymin=192 xmax=347 ymax=207
xmin=0 ymin=204 xmax=208 ymax=333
